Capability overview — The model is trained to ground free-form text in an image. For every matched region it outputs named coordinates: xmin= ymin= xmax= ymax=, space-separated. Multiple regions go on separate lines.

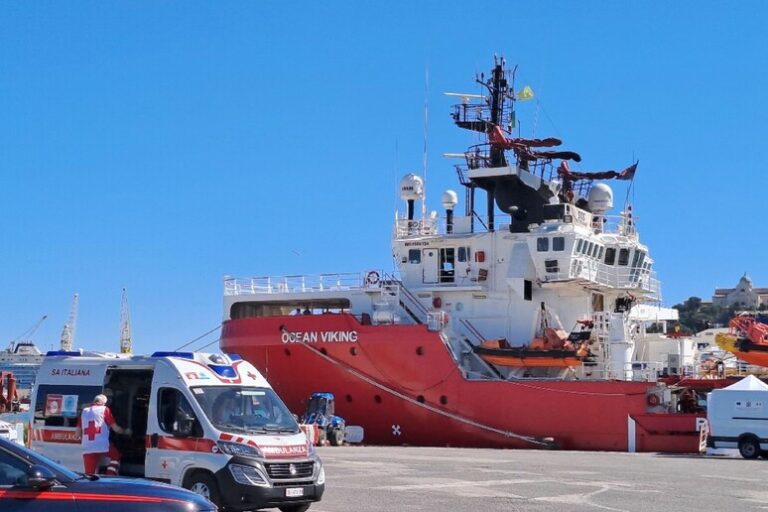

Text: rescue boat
xmin=220 ymin=56 xmax=719 ymax=453
xmin=715 ymin=315 xmax=768 ymax=367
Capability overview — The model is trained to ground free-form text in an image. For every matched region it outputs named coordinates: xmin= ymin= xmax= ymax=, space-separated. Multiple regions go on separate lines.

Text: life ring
xmin=365 ymin=271 xmax=380 ymax=287
xmin=646 ymin=393 xmax=661 ymax=407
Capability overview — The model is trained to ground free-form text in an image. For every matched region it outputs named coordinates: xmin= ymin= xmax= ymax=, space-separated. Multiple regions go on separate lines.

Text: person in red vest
xmin=78 ymin=394 xmax=131 ymax=474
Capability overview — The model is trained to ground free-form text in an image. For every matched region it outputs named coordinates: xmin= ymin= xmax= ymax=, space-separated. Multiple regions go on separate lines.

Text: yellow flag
xmin=517 ymin=85 xmax=534 ymax=101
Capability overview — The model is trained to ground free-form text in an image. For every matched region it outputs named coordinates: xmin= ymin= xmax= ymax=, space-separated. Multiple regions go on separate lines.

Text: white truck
xmin=30 ymin=350 xmax=325 ymax=512
xmin=707 ymin=375 xmax=768 ymax=459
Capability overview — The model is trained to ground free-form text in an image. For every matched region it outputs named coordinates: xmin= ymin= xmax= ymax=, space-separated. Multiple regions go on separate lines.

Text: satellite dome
xmin=399 ymin=174 xmax=424 ymax=201
xmin=441 ymin=190 xmax=458 ymax=210
xmin=587 ymin=183 xmax=614 ymax=214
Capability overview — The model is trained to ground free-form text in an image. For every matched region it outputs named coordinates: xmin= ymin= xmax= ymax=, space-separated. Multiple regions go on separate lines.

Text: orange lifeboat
xmin=472 ymin=303 xmax=593 ymax=368
xmin=473 ymin=338 xmax=588 ymax=368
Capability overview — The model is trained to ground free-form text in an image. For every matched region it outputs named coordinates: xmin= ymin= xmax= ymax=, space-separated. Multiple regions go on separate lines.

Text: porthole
xmin=440 ymin=395 xmax=448 ymax=405
xmin=374 ymin=395 xmax=382 ymax=404
xmin=284 ymin=349 xmax=291 ymax=356
xmin=416 ymin=346 xmax=424 ymax=356
xmin=417 ymin=395 xmax=425 ymax=403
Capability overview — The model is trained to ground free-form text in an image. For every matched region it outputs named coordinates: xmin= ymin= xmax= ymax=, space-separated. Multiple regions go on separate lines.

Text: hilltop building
xmin=712 ymin=273 xmax=768 ymax=309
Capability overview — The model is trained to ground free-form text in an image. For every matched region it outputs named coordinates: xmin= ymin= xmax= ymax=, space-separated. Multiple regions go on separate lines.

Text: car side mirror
xmin=26 ymin=465 xmax=57 ymax=490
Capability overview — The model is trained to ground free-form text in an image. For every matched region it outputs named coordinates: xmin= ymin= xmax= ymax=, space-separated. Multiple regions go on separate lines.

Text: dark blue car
xmin=0 ymin=438 xmax=215 ymax=512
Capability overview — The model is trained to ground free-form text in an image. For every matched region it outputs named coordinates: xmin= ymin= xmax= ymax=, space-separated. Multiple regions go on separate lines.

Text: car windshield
xmin=191 ymin=386 xmax=300 ymax=435
xmin=7 ymin=440 xmax=80 ymax=482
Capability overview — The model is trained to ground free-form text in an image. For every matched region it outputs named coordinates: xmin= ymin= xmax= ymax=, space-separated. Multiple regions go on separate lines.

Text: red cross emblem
xmin=83 ymin=420 xmax=102 ymax=441
xmin=247 ymin=371 xmax=257 ymax=379
xmin=161 ymin=460 xmax=168 ymax=470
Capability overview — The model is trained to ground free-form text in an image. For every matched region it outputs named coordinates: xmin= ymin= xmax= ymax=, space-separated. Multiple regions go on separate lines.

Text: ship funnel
xmin=588 ymin=183 xmax=614 ymax=214
xmin=399 ymin=173 xmax=424 ymax=221
xmin=441 ymin=190 xmax=458 ymax=233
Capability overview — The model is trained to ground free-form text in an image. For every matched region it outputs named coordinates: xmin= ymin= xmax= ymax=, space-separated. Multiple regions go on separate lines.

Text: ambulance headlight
xmin=317 ymin=465 xmax=325 ymax=485
xmin=229 ymin=464 xmax=269 ymax=487
xmin=217 ymin=441 xmax=263 ymax=458
xmin=307 ymin=442 xmax=316 ymax=457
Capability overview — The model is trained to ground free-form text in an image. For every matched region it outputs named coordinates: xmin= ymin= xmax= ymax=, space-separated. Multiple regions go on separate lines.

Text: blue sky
xmin=1 ymin=2 xmax=766 ymax=353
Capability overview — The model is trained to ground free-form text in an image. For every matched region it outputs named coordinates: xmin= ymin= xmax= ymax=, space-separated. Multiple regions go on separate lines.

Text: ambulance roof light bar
xmin=150 ymin=351 xmax=195 ymax=359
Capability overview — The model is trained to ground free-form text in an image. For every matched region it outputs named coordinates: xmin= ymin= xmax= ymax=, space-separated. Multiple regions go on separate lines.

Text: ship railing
xmin=381 ymin=272 xmax=430 ymax=324
xmin=542 ymin=259 xmax=660 ymax=301
xmin=224 ymin=272 xmax=375 ymax=296
xmin=456 ymin=145 xmax=556 ymax=177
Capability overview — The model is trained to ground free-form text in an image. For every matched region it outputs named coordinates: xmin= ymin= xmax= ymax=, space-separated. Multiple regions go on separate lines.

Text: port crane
xmin=10 ymin=315 xmax=47 ymax=348
xmin=60 ymin=293 xmax=79 ymax=352
xmin=120 ymin=288 xmax=132 ymax=354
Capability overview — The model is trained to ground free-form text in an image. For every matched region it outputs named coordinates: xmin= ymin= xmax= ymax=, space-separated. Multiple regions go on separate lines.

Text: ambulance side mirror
xmin=25 ymin=465 xmax=57 ymax=490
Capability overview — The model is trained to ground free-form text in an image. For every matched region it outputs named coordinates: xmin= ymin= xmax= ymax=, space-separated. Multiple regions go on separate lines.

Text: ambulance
xmin=30 ymin=351 xmax=325 ymax=512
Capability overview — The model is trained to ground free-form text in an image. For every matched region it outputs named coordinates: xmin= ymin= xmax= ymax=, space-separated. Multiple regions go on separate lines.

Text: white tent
xmin=721 ymin=375 xmax=768 ymax=391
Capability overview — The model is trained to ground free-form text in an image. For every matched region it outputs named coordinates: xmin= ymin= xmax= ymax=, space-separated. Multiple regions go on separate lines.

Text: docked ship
xmin=0 ymin=342 xmax=42 ymax=401
xmin=221 ymin=57 xmax=721 ymax=452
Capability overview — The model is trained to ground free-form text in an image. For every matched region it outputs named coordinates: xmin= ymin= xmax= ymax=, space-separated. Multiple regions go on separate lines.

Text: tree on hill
xmin=672 ymin=296 xmax=739 ymax=333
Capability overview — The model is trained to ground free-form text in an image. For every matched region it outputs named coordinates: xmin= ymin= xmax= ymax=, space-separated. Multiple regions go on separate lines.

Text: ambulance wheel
xmin=329 ymin=428 xmax=344 ymax=446
xmin=279 ymin=505 xmax=311 ymax=512
xmin=738 ymin=436 xmax=760 ymax=459
xmin=185 ymin=472 xmax=221 ymax=506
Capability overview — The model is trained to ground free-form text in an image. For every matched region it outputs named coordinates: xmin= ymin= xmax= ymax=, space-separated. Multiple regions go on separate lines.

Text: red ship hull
xmin=221 ymin=313 xmax=703 ymax=452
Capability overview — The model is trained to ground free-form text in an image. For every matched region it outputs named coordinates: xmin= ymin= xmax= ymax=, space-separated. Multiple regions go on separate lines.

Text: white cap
xmin=94 ymin=394 xmax=108 ymax=405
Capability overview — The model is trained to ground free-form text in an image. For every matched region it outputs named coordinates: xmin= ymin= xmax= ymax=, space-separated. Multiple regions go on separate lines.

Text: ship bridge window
xmin=408 ymin=249 xmax=421 ymax=264
xmin=545 ymin=259 xmax=559 ymax=273
xmin=574 ymin=239 xmax=583 ymax=254
xmin=590 ymin=243 xmax=600 ymax=258
xmin=439 ymin=248 xmax=455 ymax=283
xmin=231 ymin=299 xmax=351 ymax=319
xmin=553 ymin=237 xmax=565 ymax=252
xmin=618 ymin=248 xmax=630 ymax=266
xmin=605 ymin=247 xmax=616 ymax=265
xmin=457 ymin=246 xmax=470 ymax=262
xmin=597 ymin=246 xmax=604 ymax=260
xmin=586 ymin=241 xmax=594 ymax=257
xmin=537 ymin=237 xmax=549 ymax=252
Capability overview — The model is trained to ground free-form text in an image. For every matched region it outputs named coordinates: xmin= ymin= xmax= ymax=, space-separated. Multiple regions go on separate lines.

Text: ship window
xmin=231 ymin=299 xmax=351 ymax=319
xmin=618 ymin=248 xmax=630 ymax=266
xmin=575 ymin=239 xmax=584 ymax=254
xmin=537 ymin=237 xmax=549 ymax=252
xmin=524 ymin=280 xmax=533 ymax=301
xmin=457 ymin=246 xmax=470 ymax=262
xmin=553 ymin=237 xmax=565 ymax=251
xmin=590 ymin=243 xmax=599 ymax=258
xmin=586 ymin=242 xmax=594 ymax=257
xmin=33 ymin=384 xmax=103 ymax=428
xmin=439 ymin=248 xmax=455 ymax=283
xmin=605 ymin=247 xmax=616 ymax=265
xmin=598 ymin=246 xmax=604 ymax=260
xmin=545 ymin=259 xmax=559 ymax=273
xmin=408 ymin=249 xmax=421 ymax=264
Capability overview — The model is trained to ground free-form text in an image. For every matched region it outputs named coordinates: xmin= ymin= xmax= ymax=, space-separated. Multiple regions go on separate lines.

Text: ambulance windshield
xmin=191 ymin=386 xmax=300 ymax=435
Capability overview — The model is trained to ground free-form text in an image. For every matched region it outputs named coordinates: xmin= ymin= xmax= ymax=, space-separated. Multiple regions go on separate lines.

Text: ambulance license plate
xmin=285 ymin=488 xmax=304 ymax=497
